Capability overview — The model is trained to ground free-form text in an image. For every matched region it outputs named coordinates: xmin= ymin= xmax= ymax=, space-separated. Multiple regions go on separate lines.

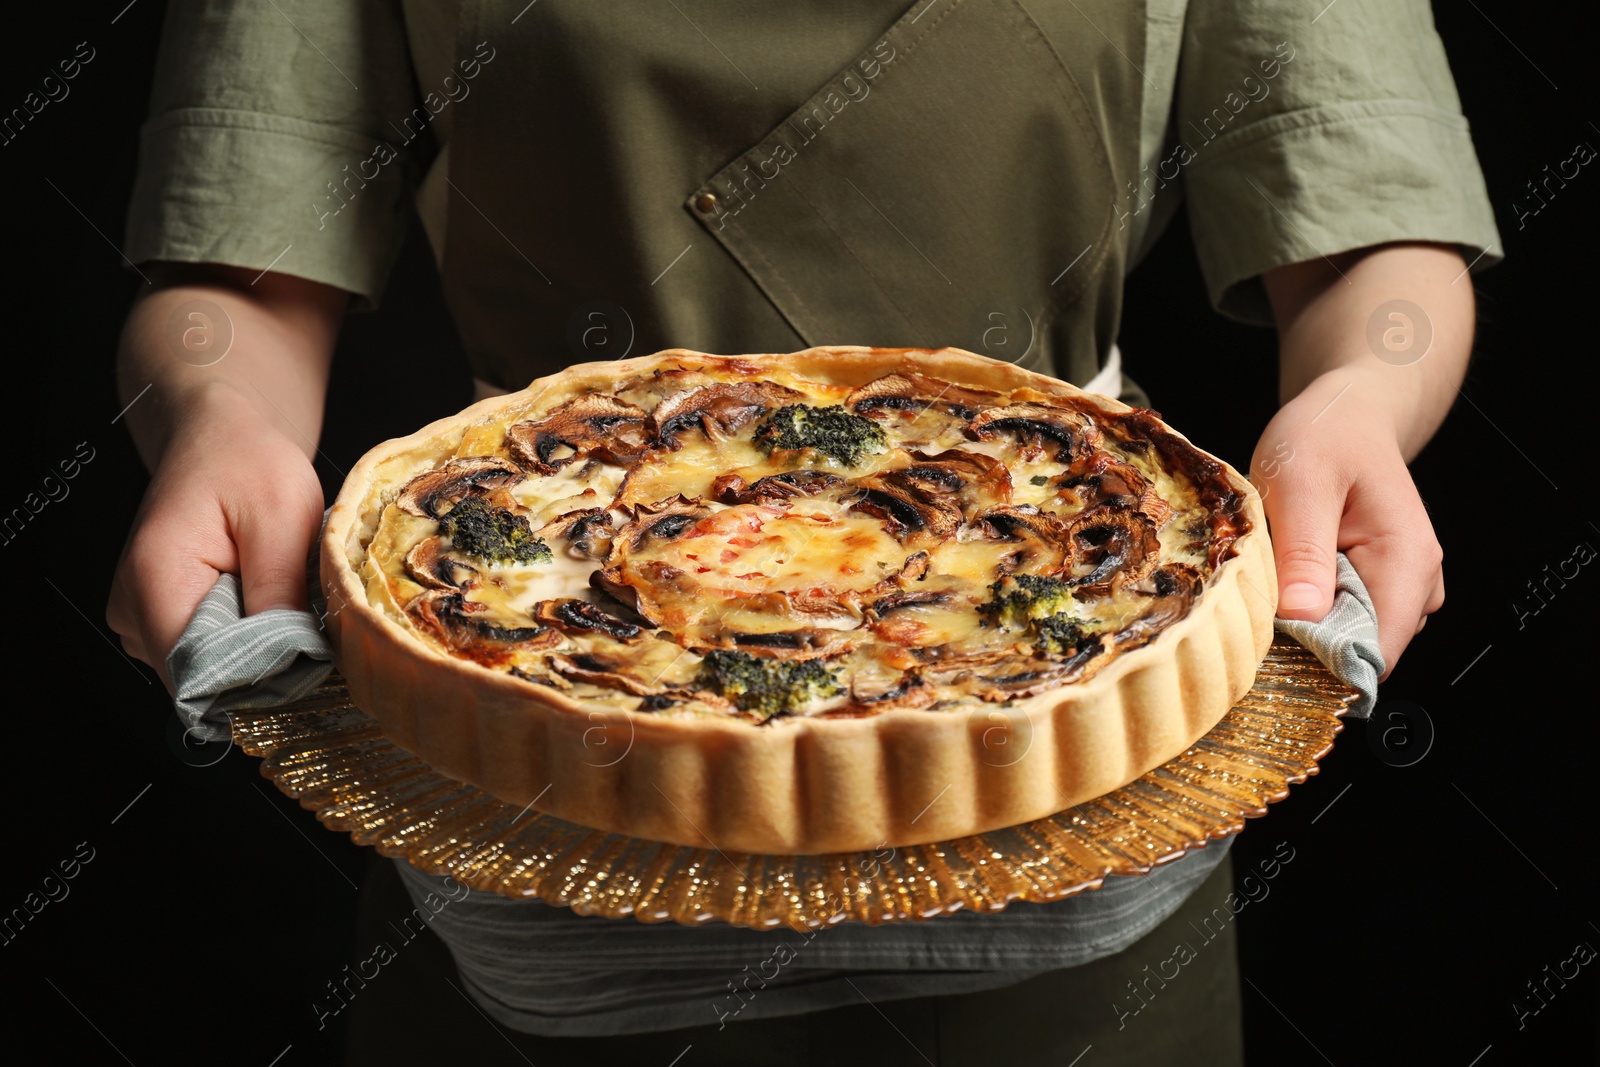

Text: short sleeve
xmin=1177 ymin=0 xmax=1502 ymax=324
xmin=125 ymin=1 xmax=422 ymax=307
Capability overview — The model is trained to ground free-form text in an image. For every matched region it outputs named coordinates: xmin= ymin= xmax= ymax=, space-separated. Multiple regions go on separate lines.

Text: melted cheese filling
xmin=363 ymin=366 xmax=1228 ymax=719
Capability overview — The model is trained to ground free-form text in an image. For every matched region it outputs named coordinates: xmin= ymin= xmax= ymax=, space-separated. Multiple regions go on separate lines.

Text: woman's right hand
xmin=107 ymin=385 xmax=326 ymax=690
xmin=105 ymin=265 xmax=347 ymax=692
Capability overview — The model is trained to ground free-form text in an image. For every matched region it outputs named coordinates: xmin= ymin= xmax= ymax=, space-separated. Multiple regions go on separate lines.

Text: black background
xmin=1 ymin=3 xmax=1595 ymax=1064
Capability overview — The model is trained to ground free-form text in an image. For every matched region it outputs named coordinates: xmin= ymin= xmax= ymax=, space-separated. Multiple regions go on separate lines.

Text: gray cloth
xmin=396 ymin=835 xmax=1232 ymax=1037
xmin=166 ymin=572 xmax=333 ymax=743
xmin=1274 ymin=554 xmax=1386 ymax=718
xmin=168 ymin=551 xmax=1379 ymax=1036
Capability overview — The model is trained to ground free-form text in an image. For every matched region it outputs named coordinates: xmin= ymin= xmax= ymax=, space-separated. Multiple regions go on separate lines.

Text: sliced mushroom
xmin=405 ymin=590 xmax=560 ymax=653
xmin=546 ymin=652 xmax=666 ymax=696
xmin=973 ymin=641 xmax=1110 ymax=699
xmin=592 ymin=497 xmax=710 ymax=627
xmin=713 ymin=628 xmax=865 ymax=659
xmin=1112 ymin=410 xmax=1249 ymax=567
xmin=911 ymin=449 xmax=1013 ymax=508
xmin=976 ymin=504 xmax=1075 ymax=576
xmin=893 ymin=551 xmax=931 ymax=584
xmin=537 ymin=507 xmax=616 ymax=559
xmin=589 ymin=568 xmax=664 ymax=625
xmin=506 ymin=395 xmax=650 ymax=475
xmin=855 ymin=552 xmax=933 ymax=621
xmin=1113 ymin=563 xmax=1203 ymax=648
xmin=532 ymin=597 xmax=645 ymax=642
xmin=547 ymin=650 xmax=743 ymax=710
xmin=591 ymin=497 xmax=711 ymax=622
xmin=507 ymin=664 xmax=568 ymax=688
xmin=845 ymin=372 xmax=1003 ymax=421
xmin=707 ymin=473 xmax=746 ymax=504
xmin=843 ymin=672 xmax=936 ymax=712
xmin=1137 ymin=488 xmax=1173 ymax=530
xmin=866 ymin=590 xmax=951 ymax=616
xmin=847 ymin=453 xmax=1005 ymax=542
xmin=965 ymin=403 xmax=1101 ymax=462
xmin=711 ymin=470 xmax=843 ymax=506
xmin=849 ymin=479 xmax=963 ymax=541
xmin=649 ymin=381 xmax=804 ymax=448
xmin=403 ymin=536 xmax=480 ymax=590
xmin=727 ymin=630 xmax=825 ymax=651
xmin=727 ymin=587 xmax=869 ymax=622
xmin=911 ymin=645 xmax=1023 ymax=672
xmin=1055 ymin=449 xmax=1171 ymax=527
xmin=614 ymin=496 xmax=712 ymax=553
xmin=1064 ymin=506 xmax=1161 ymax=595
xmin=894 ymin=636 xmax=1112 ymax=700
xmin=864 ymin=585 xmax=977 ymax=649
xmin=396 ymin=456 xmax=525 ymax=519
xmin=628 ymin=688 xmax=742 ymax=715
xmin=1055 ymin=450 xmax=1145 ymax=508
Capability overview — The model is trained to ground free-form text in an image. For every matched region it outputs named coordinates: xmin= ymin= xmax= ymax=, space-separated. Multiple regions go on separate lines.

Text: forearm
xmin=117 ymin=264 xmax=348 ymax=470
xmin=1262 ymin=242 xmax=1474 ymax=459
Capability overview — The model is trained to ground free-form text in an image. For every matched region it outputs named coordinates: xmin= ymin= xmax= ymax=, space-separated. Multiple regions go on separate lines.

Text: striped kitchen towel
xmin=166 ymin=572 xmax=334 ymax=743
xmin=1273 ymin=554 xmax=1384 ymax=718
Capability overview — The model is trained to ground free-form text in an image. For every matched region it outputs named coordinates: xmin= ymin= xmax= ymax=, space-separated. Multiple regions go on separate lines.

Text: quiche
xmin=322 ymin=347 xmax=1275 ymax=854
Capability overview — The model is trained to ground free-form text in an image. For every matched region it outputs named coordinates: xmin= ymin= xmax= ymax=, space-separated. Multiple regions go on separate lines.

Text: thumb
xmin=1260 ymin=470 xmax=1344 ymax=622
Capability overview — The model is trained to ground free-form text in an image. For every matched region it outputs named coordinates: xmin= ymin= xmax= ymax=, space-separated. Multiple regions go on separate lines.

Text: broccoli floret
xmin=1032 ymin=614 xmax=1089 ymax=655
xmin=980 ymin=574 xmax=1095 ymax=653
xmin=755 ymin=405 xmax=887 ymax=466
xmin=980 ymin=574 xmax=1076 ymax=630
xmin=696 ymin=649 xmax=842 ymax=720
xmin=439 ymin=496 xmax=551 ymax=565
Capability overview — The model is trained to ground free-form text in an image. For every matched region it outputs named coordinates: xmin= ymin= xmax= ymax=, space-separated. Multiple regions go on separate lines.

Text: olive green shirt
xmin=127 ymin=0 xmax=1500 ymax=393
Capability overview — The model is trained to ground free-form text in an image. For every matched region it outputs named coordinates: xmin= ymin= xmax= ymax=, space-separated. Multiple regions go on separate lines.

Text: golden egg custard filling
xmin=359 ymin=359 xmax=1249 ymax=724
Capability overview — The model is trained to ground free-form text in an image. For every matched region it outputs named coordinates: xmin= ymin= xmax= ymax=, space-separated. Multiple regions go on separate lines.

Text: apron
xmin=443 ymin=0 xmax=1146 ymax=393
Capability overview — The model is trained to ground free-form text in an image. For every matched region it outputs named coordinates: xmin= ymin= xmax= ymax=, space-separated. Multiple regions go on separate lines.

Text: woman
xmin=107 ymin=2 xmax=1496 ymax=1062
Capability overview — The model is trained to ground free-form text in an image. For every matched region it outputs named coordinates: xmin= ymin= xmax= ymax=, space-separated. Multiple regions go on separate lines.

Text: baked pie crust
xmin=321 ymin=347 xmax=1276 ymax=854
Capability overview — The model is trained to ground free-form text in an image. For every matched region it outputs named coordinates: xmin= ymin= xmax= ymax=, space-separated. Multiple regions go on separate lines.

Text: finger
xmin=106 ymin=501 xmax=148 ymax=645
xmin=1260 ymin=466 xmax=1344 ymax=622
xmin=106 ymin=564 xmax=138 ymax=648
xmin=1411 ymin=567 xmax=1444 ymax=634
xmin=1424 ymin=567 xmax=1445 ymax=616
xmin=107 ymin=567 xmax=151 ymax=666
xmin=119 ymin=520 xmax=229 ymax=691
xmin=1345 ymin=532 xmax=1441 ymax=680
xmin=1336 ymin=458 xmax=1443 ymax=679
xmin=231 ymin=481 xmax=323 ymax=616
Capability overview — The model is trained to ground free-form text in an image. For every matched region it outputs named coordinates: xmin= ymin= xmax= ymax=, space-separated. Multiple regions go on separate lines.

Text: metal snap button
xmin=694 ymin=192 xmax=718 ymax=213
